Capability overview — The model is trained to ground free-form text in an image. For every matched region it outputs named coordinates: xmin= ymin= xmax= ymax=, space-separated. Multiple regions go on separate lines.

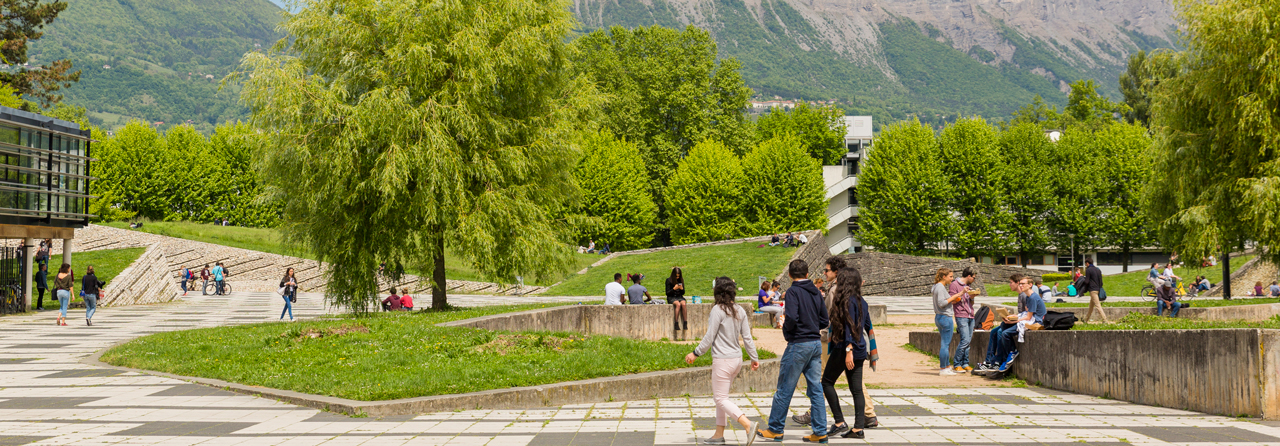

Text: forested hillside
xmin=30 ymin=0 xmax=282 ymax=132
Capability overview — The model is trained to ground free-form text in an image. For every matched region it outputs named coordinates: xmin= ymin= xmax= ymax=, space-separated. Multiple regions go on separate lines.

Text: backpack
xmin=1098 ymin=287 xmax=1108 ymax=301
xmin=973 ymin=305 xmax=995 ymax=330
xmin=1042 ymin=311 xmax=1078 ymax=330
xmin=182 ymin=269 xmax=192 ymax=280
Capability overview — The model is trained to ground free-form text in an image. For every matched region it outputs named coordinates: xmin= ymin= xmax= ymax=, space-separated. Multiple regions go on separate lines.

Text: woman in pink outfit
xmin=685 ymin=277 xmax=760 ymax=445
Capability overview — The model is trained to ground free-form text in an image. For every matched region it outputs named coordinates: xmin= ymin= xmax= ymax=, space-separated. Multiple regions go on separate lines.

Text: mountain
xmin=30 ymin=0 xmax=283 ymax=132
xmin=575 ymin=0 xmax=1179 ymax=123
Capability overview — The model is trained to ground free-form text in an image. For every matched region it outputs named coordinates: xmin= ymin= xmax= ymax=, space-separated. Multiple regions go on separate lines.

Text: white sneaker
xmin=940 ymin=368 xmax=957 ymax=376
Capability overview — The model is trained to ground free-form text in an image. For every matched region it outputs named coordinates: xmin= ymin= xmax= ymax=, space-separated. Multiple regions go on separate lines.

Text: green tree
xmin=1064 ymin=79 xmax=1128 ymax=126
xmin=237 ymin=0 xmax=599 ymax=311
xmin=91 ymin=121 xmax=169 ymax=220
xmin=0 ymin=0 xmax=79 ymax=106
xmin=755 ymin=102 xmax=847 ymax=164
xmin=1147 ymin=0 xmax=1280 ymax=294
xmin=205 ymin=123 xmax=278 ymax=228
xmin=665 ymin=140 xmax=744 ymax=244
xmin=998 ymin=122 xmax=1055 ymax=267
xmin=571 ymin=25 xmax=754 ymax=213
xmin=574 ymin=132 xmax=657 ymax=250
xmin=858 ymin=119 xmax=950 ymax=254
xmin=1094 ymin=122 xmax=1156 ymax=272
xmin=161 ymin=125 xmax=210 ymax=221
xmin=937 ymin=117 xmax=1008 ymax=258
xmin=1049 ymin=125 xmax=1107 ymax=262
xmin=1118 ymin=50 xmax=1180 ymax=127
xmin=739 ymin=133 xmax=826 ymax=235
xmin=1006 ymin=95 xmax=1062 ymax=129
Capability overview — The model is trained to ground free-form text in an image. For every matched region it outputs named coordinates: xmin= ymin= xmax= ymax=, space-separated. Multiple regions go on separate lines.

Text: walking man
xmin=758 ymin=259 xmax=829 ymax=443
xmin=1080 ymin=258 xmax=1108 ymax=324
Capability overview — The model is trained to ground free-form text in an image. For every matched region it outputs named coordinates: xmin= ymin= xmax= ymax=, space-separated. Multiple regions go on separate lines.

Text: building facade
xmin=822 ymin=116 xmax=872 ymax=255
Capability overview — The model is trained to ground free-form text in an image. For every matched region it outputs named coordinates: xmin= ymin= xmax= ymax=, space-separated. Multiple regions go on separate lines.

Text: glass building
xmin=0 ymin=106 xmax=93 ymax=228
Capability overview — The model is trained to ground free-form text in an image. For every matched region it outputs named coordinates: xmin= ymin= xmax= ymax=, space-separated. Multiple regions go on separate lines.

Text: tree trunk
xmin=1019 ymin=247 xmax=1028 ymax=268
xmin=1121 ymin=244 xmax=1130 ymax=273
xmin=432 ymin=236 xmax=448 ymax=309
xmin=1222 ymin=250 xmax=1231 ymax=300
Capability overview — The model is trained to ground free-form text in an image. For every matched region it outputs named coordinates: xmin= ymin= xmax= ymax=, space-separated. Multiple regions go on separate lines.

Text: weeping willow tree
xmin=1147 ymin=0 xmax=1280 ymax=298
xmin=235 ymin=0 xmax=600 ymax=311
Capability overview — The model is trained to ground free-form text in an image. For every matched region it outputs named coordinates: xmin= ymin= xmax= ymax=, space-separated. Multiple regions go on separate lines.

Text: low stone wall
xmin=99 ymin=245 xmax=179 ymax=307
xmin=992 ymin=303 xmax=1280 ymax=322
xmin=909 ymin=329 xmax=1280 ymax=420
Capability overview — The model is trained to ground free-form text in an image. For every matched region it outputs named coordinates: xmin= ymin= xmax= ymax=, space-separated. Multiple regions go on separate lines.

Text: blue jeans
xmin=216 ymin=279 xmax=225 ymax=295
xmin=954 ymin=317 xmax=974 ymax=367
xmin=994 ymin=323 xmax=1021 ymax=364
xmin=767 ymin=340 xmax=825 ymax=435
xmin=1157 ymin=301 xmax=1183 ymax=317
xmin=84 ymin=293 xmax=98 ymax=320
xmin=281 ymin=294 xmax=293 ymax=320
xmin=985 ymin=323 xmax=1013 ymax=365
xmin=935 ymin=314 xmax=954 ymax=369
xmin=57 ymin=289 xmax=70 ymax=317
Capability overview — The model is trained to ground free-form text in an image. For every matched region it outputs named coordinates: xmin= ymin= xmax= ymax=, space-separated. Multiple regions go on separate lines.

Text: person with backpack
xmin=948 ymin=267 xmax=980 ymax=373
xmin=977 ymin=274 xmax=1025 ymax=373
xmin=211 ymin=262 xmax=226 ymax=295
xmin=180 ymin=266 xmax=194 ymax=296
xmin=1080 ymin=259 xmax=1108 ymax=324
xmin=686 ymin=277 xmax=760 ymax=445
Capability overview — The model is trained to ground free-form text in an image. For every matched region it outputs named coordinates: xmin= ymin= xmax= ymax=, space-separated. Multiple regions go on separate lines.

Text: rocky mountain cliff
xmin=575 ymin=0 xmax=1178 ymax=121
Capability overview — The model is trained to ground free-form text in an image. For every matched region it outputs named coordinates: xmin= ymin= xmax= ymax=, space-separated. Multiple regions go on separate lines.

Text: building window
xmin=846 ymin=158 xmax=861 ymax=176
xmin=848 ymin=187 xmax=858 ymax=206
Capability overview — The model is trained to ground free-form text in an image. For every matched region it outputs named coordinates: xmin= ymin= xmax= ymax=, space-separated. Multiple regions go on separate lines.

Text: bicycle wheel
xmin=204 ymin=282 xmax=215 ymax=295
xmin=222 ymin=283 xmax=232 ymax=294
xmin=1180 ymin=289 xmax=1196 ymax=302
xmin=1140 ymin=285 xmax=1155 ymax=302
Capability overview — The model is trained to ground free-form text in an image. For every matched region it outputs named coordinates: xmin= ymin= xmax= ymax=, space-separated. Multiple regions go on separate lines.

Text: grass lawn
xmin=983 ymin=256 xmax=1255 ymax=298
xmin=35 ymin=247 xmax=146 ymax=308
xmin=547 ymin=241 xmax=797 ymax=297
xmin=102 ymin=221 xmax=596 ymax=286
xmin=1072 ymin=313 xmax=1280 ymax=331
xmin=1003 ymin=297 xmax=1280 ymax=308
xmin=100 ymin=303 xmax=775 ymax=401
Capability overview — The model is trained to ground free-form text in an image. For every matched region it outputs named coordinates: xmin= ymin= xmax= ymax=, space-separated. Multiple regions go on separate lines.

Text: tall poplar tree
xmin=858 ymin=119 xmax=950 ymax=254
xmin=574 ymin=132 xmax=657 ymax=250
xmin=665 ymin=140 xmax=744 ymax=244
xmin=739 ymin=133 xmax=826 ymax=235
xmin=998 ymin=122 xmax=1055 ymax=267
xmin=237 ymin=0 xmax=600 ymax=311
xmin=937 ymin=117 xmax=1008 ymax=258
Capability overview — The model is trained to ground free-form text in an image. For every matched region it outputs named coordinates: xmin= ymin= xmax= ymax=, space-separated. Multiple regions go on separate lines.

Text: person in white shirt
xmin=604 ymin=273 xmax=626 ymax=305
xmin=1163 ymin=263 xmax=1182 ymax=288
xmin=797 ymin=233 xmax=808 ymax=245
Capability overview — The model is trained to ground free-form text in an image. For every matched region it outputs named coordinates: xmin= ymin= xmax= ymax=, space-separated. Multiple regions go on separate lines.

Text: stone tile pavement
xmin=2 ymin=292 xmax=1278 ymax=445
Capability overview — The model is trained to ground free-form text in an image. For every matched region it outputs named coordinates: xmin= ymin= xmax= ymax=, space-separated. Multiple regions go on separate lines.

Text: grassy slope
xmin=100 ymin=222 xmax=597 ymax=286
xmin=101 ymin=303 xmax=775 ymax=401
xmin=984 ymin=256 xmax=1254 ymax=298
xmin=548 ymin=241 xmax=796 ymax=297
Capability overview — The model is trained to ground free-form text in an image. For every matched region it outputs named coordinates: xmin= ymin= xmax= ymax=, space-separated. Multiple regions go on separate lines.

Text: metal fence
xmin=0 ymin=247 xmax=24 ymax=314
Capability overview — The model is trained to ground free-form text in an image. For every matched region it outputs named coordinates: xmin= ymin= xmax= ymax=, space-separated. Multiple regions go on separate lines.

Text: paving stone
xmin=0 ymin=436 xmax=53 ymax=445
xmin=37 ymin=368 xmax=128 ymax=378
xmin=111 ymin=421 xmax=258 ymax=436
xmin=1127 ymin=426 xmax=1280 ymax=442
xmin=0 ymin=397 xmax=106 ymax=409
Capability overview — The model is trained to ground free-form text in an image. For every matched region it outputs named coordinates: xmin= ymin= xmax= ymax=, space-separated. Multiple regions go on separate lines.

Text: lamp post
xmin=1069 ymin=234 xmax=1076 ymax=272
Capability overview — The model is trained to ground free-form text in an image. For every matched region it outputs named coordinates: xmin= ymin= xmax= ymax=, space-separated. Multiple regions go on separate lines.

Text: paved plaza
xmin=1 ymin=292 xmax=1278 ymax=445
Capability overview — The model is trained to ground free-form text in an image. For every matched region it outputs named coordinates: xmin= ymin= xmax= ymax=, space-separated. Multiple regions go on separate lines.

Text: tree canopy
xmin=756 ymin=102 xmax=847 ymax=165
xmin=858 ymin=119 xmax=950 ymax=254
xmin=739 ymin=133 xmax=826 ymax=235
xmin=237 ymin=0 xmax=599 ymax=311
xmin=937 ymin=117 xmax=1008 ymax=258
xmin=574 ymin=132 xmax=657 ymax=251
xmin=0 ymin=0 xmax=79 ymax=106
xmin=665 ymin=140 xmax=744 ymax=244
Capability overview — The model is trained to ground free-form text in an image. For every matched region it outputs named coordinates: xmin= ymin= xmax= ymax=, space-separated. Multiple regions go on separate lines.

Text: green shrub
xmin=1042 ymin=273 xmax=1072 ymax=283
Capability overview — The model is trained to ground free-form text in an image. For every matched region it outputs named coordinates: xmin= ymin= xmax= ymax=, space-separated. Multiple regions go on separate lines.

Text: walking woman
xmin=821 ymin=267 xmax=874 ymax=439
xmin=666 ymin=267 xmax=688 ymax=339
xmin=685 ymin=277 xmax=760 ymax=445
xmin=82 ymin=266 xmax=105 ymax=326
xmin=53 ymin=263 xmax=73 ymax=326
xmin=280 ymin=268 xmax=297 ymax=321
xmin=932 ymin=268 xmax=965 ymax=376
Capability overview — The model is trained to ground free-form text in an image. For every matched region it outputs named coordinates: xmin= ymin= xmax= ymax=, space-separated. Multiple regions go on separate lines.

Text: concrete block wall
xmin=443 ymin=304 xmax=775 ymax=341
xmin=910 ymin=329 xmax=1280 ymax=420
xmin=98 ymin=244 xmax=179 ymax=307
xmin=990 ymin=303 xmax=1280 ymax=322
xmin=831 ymin=252 xmax=1042 ymax=296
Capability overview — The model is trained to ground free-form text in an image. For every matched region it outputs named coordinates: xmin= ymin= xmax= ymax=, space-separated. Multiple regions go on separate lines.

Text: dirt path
xmin=750 ymin=314 xmax=1008 ymax=388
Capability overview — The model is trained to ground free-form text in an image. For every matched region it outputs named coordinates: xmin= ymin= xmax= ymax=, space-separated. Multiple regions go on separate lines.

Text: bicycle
xmin=1140 ymin=280 xmax=1195 ymax=302
xmin=203 ymin=281 xmax=233 ymax=295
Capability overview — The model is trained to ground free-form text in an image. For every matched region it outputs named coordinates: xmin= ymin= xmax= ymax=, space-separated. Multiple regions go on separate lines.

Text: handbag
xmin=276 ymin=287 xmax=286 ymax=296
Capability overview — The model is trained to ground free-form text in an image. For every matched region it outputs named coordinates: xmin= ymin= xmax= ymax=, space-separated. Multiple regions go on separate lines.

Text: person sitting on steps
xmin=1156 ymin=282 xmax=1185 ymax=317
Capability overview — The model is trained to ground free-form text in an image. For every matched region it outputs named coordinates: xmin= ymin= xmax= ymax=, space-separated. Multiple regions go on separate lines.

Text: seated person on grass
xmin=1156 ymin=283 xmax=1185 ymax=317
xmin=1270 ymin=281 xmax=1280 ymax=298
xmin=991 ymin=276 xmax=1046 ymax=372
xmin=400 ymin=288 xmax=414 ymax=311
xmin=381 ymin=289 xmax=402 ymax=311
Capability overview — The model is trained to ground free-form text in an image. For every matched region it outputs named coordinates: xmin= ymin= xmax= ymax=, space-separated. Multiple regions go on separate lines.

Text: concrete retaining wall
xmin=910 ymin=329 xmax=1280 ymax=420
xmin=99 ymin=245 xmax=179 ymax=307
xmin=995 ymin=303 xmax=1280 ymax=322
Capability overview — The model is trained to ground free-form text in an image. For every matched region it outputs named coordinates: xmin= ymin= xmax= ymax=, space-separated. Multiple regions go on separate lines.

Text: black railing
xmin=0 ymin=247 xmax=24 ymax=314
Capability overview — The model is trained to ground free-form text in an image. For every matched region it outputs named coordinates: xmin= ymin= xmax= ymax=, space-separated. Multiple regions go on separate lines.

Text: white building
xmin=822 ymin=116 xmax=872 ymax=255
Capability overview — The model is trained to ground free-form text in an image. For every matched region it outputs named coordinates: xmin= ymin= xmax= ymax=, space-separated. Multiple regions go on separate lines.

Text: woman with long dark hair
xmin=666 ymin=267 xmax=688 ymax=339
xmin=279 ymin=268 xmax=297 ymax=321
xmin=820 ymin=267 xmax=874 ymax=439
xmin=686 ymin=277 xmax=760 ymax=445
xmin=53 ymin=263 xmax=74 ymax=326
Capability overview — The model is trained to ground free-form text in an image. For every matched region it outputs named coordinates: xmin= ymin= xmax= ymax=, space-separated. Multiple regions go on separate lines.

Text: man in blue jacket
xmin=758 ymin=259 xmax=829 ymax=443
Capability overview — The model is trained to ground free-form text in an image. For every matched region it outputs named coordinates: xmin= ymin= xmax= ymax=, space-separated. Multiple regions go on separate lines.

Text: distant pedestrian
xmin=932 ymin=268 xmax=965 ymax=375
xmin=401 ymin=288 xmax=414 ymax=310
xmin=53 ymin=263 xmax=73 ymax=326
xmin=686 ymin=277 xmax=760 ymax=444
xmin=1270 ymin=282 xmax=1279 ymax=298
xmin=200 ymin=264 xmax=211 ymax=293
xmin=1081 ymin=259 xmax=1108 ymax=324
xmin=35 ymin=263 xmax=48 ymax=311
xmin=280 ymin=268 xmax=298 ymax=320
xmin=757 ymin=280 xmax=784 ymax=327
xmin=665 ymin=267 xmax=688 ymax=339
xmin=604 ymin=273 xmax=626 ymax=305
xmin=212 ymin=262 xmax=226 ymax=295
xmin=1254 ymin=281 xmax=1265 ymax=297
xmin=81 ymin=266 xmax=104 ymax=326
xmin=758 ymin=259 xmax=828 ymax=443
xmin=626 ymin=273 xmax=652 ymax=305
xmin=180 ymin=266 xmax=194 ymax=295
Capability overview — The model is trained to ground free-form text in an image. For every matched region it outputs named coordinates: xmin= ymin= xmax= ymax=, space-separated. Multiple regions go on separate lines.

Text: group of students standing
xmin=686 ymin=257 xmax=877 ymax=444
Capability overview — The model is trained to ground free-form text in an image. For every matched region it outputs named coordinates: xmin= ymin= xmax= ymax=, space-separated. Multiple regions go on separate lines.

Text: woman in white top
xmin=686 ymin=277 xmax=760 ymax=445
xmin=932 ymin=268 xmax=965 ymax=376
